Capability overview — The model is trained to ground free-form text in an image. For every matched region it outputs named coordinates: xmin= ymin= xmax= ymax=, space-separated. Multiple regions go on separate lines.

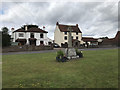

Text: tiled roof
xmin=102 ymin=31 xmax=120 ymax=45
xmin=14 ymin=29 xmax=25 ymax=32
xmin=16 ymin=39 xmax=26 ymax=42
xmin=82 ymin=37 xmax=98 ymax=42
xmin=28 ymin=27 xmax=48 ymax=33
xmin=57 ymin=22 xmax=82 ymax=33
xmin=103 ymin=31 xmax=120 ymax=41
xmin=114 ymin=31 xmax=120 ymax=40
xmin=13 ymin=27 xmax=48 ymax=33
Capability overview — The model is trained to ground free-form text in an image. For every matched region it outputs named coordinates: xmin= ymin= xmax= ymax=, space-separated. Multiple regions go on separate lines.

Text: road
xmin=2 ymin=50 xmax=57 ymax=55
xmin=2 ymin=47 xmax=118 ymax=55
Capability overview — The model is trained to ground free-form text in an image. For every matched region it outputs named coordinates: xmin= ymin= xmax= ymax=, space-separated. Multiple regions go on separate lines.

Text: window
xmin=75 ymin=42 xmax=78 ymax=46
xmin=64 ymin=32 xmax=67 ymax=35
xmin=65 ymin=42 xmax=68 ymax=44
xmin=48 ymin=42 xmax=52 ymax=45
xmin=72 ymin=36 xmax=73 ymax=39
xmin=19 ymin=33 xmax=24 ymax=37
xmin=40 ymin=33 xmax=44 ymax=38
xmin=76 ymin=36 xmax=78 ymax=39
xmin=64 ymin=36 xmax=67 ymax=40
xmin=30 ymin=33 xmax=34 ymax=38
xmin=76 ymin=32 xmax=78 ymax=35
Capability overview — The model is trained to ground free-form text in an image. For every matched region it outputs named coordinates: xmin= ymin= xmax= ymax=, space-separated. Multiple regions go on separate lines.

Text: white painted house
xmin=11 ymin=25 xmax=53 ymax=46
xmin=54 ymin=22 xmax=82 ymax=47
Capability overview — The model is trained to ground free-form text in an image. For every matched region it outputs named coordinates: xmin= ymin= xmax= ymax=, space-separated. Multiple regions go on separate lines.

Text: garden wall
xmin=2 ymin=45 xmax=53 ymax=53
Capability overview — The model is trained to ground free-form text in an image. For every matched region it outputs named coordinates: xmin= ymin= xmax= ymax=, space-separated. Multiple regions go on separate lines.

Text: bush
xmin=75 ymin=48 xmax=83 ymax=58
xmin=57 ymin=50 xmax=64 ymax=57
xmin=56 ymin=50 xmax=68 ymax=62
xmin=75 ymin=48 xmax=80 ymax=54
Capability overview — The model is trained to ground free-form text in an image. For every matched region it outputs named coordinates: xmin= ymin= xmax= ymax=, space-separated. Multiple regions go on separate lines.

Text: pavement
xmin=2 ymin=50 xmax=57 ymax=55
xmin=2 ymin=47 xmax=118 ymax=55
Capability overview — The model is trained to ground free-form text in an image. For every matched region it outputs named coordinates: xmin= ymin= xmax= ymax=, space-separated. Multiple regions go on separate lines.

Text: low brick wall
xmin=98 ymin=45 xmax=117 ymax=48
xmin=2 ymin=45 xmax=53 ymax=53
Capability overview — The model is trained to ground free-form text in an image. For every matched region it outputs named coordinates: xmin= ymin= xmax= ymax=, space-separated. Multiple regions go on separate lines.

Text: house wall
xmin=12 ymin=32 xmax=51 ymax=46
xmin=35 ymin=33 xmax=48 ymax=46
xmin=25 ymin=32 xmax=30 ymax=44
xmin=80 ymin=40 xmax=84 ymax=44
xmin=54 ymin=26 xmax=64 ymax=46
xmin=13 ymin=32 xmax=27 ymax=42
xmin=54 ymin=25 xmax=82 ymax=47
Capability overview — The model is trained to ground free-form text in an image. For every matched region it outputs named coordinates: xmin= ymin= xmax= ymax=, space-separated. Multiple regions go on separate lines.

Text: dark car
xmin=53 ymin=43 xmax=60 ymax=48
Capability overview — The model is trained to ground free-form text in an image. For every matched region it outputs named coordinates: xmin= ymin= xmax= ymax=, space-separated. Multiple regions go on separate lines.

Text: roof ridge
xmin=58 ymin=24 xmax=76 ymax=27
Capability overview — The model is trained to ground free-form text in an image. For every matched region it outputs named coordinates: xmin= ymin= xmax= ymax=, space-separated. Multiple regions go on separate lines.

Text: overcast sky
xmin=0 ymin=1 xmax=119 ymax=40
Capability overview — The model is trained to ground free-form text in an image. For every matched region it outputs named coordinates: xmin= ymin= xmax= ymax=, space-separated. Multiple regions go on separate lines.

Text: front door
xmin=29 ymin=40 xmax=36 ymax=46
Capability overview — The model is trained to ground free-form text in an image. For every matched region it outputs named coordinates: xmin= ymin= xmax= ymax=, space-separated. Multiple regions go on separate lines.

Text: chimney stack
xmin=56 ymin=22 xmax=59 ymax=25
xmin=76 ymin=24 xmax=78 ymax=27
xmin=25 ymin=25 xmax=28 ymax=31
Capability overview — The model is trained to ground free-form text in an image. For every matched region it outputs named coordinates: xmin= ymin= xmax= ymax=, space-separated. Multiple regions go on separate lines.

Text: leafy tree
xmin=1 ymin=27 xmax=11 ymax=47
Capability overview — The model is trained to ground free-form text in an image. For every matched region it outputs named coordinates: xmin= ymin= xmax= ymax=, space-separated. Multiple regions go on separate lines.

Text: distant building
xmin=101 ymin=31 xmax=120 ymax=46
xmin=82 ymin=37 xmax=98 ymax=47
xmin=54 ymin=22 xmax=82 ymax=47
xmin=11 ymin=25 xmax=53 ymax=46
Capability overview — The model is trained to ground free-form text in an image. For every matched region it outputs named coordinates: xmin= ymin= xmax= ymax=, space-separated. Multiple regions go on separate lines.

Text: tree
xmin=1 ymin=27 xmax=11 ymax=47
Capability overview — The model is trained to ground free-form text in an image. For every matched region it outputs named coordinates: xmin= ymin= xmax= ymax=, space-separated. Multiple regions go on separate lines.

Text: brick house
xmin=82 ymin=37 xmax=98 ymax=47
xmin=101 ymin=31 xmax=120 ymax=46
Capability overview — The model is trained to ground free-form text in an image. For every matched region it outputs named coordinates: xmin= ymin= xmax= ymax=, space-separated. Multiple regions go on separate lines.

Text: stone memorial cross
xmin=65 ymin=26 xmax=78 ymax=59
xmin=67 ymin=26 xmax=73 ymax=48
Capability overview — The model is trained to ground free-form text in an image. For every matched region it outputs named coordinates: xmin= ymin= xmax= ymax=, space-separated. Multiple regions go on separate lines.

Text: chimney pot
xmin=25 ymin=25 xmax=28 ymax=31
xmin=43 ymin=26 xmax=45 ymax=30
xmin=56 ymin=22 xmax=59 ymax=25
xmin=11 ymin=28 xmax=14 ymax=30
xmin=76 ymin=24 xmax=78 ymax=27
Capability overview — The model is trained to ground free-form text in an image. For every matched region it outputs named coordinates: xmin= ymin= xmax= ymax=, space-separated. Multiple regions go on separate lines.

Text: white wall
xmin=12 ymin=32 xmax=51 ymax=46
xmin=71 ymin=32 xmax=82 ymax=41
xmin=35 ymin=33 xmax=48 ymax=46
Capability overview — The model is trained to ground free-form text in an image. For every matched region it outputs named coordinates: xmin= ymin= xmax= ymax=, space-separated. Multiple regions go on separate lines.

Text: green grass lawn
xmin=2 ymin=49 xmax=118 ymax=88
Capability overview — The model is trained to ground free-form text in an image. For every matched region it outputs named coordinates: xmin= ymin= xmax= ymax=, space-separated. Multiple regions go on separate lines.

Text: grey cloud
xmin=0 ymin=2 xmax=118 ymax=39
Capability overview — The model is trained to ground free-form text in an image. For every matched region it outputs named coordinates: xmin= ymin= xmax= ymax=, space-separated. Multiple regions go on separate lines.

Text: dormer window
xmin=19 ymin=33 xmax=24 ymax=37
xmin=64 ymin=32 xmax=67 ymax=35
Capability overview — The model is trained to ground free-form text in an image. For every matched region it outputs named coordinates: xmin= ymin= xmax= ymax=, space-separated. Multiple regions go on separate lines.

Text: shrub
xmin=75 ymin=48 xmax=83 ymax=58
xmin=57 ymin=50 xmax=64 ymax=57
xmin=75 ymin=48 xmax=80 ymax=54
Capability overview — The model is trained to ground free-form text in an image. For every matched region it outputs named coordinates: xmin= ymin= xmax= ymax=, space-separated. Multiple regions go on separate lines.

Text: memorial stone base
xmin=65 ymin=47 xmax=79 ymax=60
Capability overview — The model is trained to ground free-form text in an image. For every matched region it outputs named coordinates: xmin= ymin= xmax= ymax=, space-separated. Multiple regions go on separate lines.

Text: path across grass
xmin=2 ymin=48 xmax=118 ymax=88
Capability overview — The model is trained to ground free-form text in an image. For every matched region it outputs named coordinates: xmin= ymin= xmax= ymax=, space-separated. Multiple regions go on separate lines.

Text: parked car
xmin=53 ymin=43 xmax=60 ymax=48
